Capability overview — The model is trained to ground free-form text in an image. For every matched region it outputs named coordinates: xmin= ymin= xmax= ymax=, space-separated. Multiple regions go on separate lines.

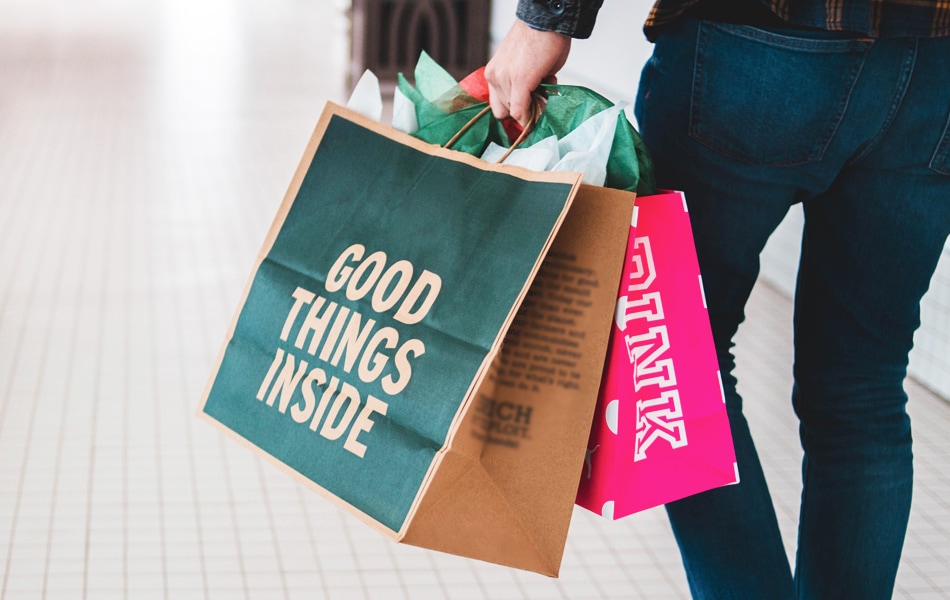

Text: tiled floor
xmin=2 ymin=1 xmax=949 ymax=599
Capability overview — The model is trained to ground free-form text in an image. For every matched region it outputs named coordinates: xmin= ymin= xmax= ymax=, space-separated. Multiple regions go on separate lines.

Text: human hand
xmin=485 ymin=19 xmax=571 ymax=126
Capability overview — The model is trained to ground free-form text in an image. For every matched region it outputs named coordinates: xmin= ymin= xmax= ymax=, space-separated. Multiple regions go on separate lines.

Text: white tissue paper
xmin=480 ymin=135 xmax=559 ymax=172
xmin=480 ymin=102 xmax=625 ymax=186
xmin=345 ymin=70 xmax=384 ymax=123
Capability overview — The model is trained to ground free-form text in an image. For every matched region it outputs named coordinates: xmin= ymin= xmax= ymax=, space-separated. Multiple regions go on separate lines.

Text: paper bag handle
xmin=444 ymin=100 xmax=540 ymax=164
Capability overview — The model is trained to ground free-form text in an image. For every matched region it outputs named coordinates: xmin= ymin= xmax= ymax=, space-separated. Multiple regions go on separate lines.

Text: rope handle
xmin=443 ymin=98 xmax=542 ymax=164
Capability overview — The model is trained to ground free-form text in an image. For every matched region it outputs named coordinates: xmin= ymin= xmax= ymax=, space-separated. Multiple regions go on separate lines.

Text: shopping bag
xmin=575 ymin=190 xmax=739 ymax=520
xmin=197 ymin=102 xmax=634 ymax=575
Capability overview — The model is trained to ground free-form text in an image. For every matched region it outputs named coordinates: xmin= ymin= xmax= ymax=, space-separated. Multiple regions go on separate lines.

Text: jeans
xmin=634 ymin=19 xmax=950 ymax=600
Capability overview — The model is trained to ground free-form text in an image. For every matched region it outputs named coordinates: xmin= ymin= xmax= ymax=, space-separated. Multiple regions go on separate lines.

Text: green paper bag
xmin=198 ymin=103 xmax=633 ymax=576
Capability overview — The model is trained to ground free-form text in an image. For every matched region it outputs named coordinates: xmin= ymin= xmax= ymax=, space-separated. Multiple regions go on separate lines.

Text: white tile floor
xmin=1 ymin=1 xmax=949 ymax=598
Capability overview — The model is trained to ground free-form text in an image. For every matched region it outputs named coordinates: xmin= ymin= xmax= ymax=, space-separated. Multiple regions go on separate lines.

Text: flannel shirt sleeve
xmin=516 ymin=0 xmax=604 ymax=39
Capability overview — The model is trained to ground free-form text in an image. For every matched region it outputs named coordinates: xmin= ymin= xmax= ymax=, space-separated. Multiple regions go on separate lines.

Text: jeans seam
xmin=689 ymin=20 xmax=707 ymax=159
xmin=707 ymin=21 xmax=870 ymax=52
xmin=815 ymin=44 xmax=872 ymax=165
xmin=929 ymin=109 xmax=950 ymax=175
xmin=852 ymin=40 xmax=919 ymax=167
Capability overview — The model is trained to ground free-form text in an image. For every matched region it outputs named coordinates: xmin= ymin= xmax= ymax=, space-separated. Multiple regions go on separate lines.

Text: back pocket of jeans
xmin=690 ymin=22 xmax=870 ymax=166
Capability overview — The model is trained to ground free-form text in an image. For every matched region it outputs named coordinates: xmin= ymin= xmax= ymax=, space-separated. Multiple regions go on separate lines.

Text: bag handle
xmin=444 ymin=99 xmax=541 ymax=164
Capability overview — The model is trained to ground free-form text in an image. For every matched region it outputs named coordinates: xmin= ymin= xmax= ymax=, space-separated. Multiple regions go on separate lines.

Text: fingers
xmin=508 ymin=90 xmax=534 ymax=127
xmin=486 ymin=75 xmax=531 ymax=126
xmin=487 ymin=79 xmax=511 ymax=121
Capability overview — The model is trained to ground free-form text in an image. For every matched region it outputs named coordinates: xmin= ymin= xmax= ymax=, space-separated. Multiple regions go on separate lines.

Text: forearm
xmin=516 ymin=0 xmax=604 ymax=39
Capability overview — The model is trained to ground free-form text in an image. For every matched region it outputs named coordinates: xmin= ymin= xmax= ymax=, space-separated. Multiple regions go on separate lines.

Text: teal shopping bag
xmin=198 ymin=103 xmax=635 ymax=575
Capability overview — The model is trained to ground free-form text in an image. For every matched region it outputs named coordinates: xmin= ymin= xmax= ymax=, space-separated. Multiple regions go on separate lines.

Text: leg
xmin=633 ymin=17 xmax=901 ymax=598
xmin=633 ymin=19 xmax=835 ymax=599
xmin=792 ymin=169 xmax=950 ymax=599
xmin=789 ymin=35 xmax=950 ymax=598
xmin=641 ymin=98 xmax=797 ymax=600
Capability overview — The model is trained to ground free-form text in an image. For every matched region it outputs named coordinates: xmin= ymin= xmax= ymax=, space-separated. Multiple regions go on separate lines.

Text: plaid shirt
xmin=645 ymin=0 xmax=950 ymax=39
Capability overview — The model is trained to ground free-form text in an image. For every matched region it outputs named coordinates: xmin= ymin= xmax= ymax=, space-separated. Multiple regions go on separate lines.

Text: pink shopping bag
xmin=575 ymin=190 xmax=739 ymax=520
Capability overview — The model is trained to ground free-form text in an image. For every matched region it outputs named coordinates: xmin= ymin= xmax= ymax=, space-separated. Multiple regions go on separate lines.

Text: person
xmin=486 ymin=1 xmax=950 ymax=598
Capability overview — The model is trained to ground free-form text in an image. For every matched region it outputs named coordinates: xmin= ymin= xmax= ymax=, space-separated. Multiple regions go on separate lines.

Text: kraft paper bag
xmin=575 ymin=191 xmax=739 ymax=521
xmin=198 ymin=103 xmax=634 ymax=576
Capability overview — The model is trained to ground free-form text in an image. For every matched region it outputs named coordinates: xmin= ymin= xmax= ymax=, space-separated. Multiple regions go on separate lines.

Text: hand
xmin=485 ymin=19 xmax=572 ymax=126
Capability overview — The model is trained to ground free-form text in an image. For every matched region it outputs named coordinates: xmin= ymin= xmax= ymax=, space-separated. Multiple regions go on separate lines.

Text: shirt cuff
xmin=516 ymin=0 xmax=603 ymax=39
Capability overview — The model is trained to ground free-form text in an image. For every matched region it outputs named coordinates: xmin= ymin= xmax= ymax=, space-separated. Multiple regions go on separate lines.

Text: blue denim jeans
xmin=634 ymin=19 xmax=950 ymax=600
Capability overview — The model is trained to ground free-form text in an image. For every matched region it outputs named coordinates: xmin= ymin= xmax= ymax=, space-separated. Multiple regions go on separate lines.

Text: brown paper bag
xmin=401 ymin=186 xmax=635 ymax=575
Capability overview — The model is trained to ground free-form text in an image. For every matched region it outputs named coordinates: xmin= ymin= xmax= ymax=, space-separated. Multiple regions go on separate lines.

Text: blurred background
xmin=1 ymin=0 xmax=948 ymax=598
